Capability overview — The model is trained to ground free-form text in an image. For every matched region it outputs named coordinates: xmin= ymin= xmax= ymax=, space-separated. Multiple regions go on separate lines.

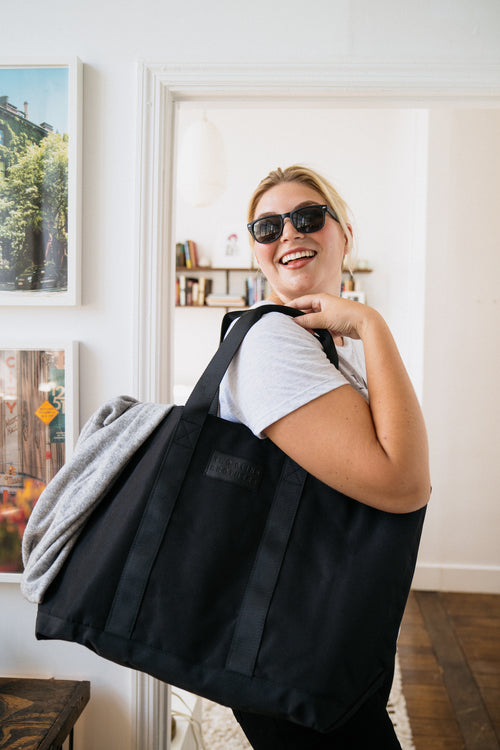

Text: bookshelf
xmin=175 ymin=266 xmax=266 ymax=309
xmin=175 ymin=259 xmax=372 ymax=308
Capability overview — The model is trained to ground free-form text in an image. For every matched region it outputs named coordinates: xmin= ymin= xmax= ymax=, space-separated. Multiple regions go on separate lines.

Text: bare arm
xmin=264 ymin=294 xmax=430 ymax=514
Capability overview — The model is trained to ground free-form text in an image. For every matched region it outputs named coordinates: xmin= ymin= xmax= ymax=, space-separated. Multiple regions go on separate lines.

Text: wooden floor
xmin=398 ymin=590 xmax=500 ymax=750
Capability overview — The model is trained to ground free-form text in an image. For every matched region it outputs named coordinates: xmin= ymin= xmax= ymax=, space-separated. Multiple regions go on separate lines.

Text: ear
xmin=343 ymin=224 xmax=353 ymax=256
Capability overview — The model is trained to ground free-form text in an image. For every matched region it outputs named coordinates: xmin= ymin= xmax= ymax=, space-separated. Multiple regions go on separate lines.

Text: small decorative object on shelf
xmin=340 ymin=262 xmax=372 ymax=303
xmin=341 ymin=290 xmax=366 ymax=304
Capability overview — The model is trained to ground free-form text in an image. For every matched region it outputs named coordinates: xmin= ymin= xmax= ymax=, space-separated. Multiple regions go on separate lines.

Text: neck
xmin=266 ymin=291 xmax=284 ymax=304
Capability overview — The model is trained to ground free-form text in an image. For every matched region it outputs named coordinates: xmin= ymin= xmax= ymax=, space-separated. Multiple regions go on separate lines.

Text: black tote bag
xmin=35 ymin=305 xmax=426 ymax=732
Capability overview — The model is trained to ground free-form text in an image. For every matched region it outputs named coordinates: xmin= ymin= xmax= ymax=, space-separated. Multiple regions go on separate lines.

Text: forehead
xmin=255 ymin=182 xmax=324 ymax=218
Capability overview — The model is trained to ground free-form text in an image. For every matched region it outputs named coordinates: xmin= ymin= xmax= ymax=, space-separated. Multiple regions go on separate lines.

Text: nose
xmin=281 ymin=216 xmax=303 ymax=240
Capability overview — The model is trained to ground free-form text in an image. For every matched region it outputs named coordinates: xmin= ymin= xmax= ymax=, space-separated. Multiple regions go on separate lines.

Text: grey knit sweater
xmin=21 ymin=395 xmax=172 ymax=603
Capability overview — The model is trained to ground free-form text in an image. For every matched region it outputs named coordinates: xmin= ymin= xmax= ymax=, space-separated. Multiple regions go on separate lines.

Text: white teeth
xmin=280 ymin=250 xmax=316 ymax=265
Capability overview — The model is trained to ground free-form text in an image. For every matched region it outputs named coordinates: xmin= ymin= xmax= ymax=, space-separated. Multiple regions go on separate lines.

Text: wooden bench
xmin=0 ymin=678 xmax=90 ymax=750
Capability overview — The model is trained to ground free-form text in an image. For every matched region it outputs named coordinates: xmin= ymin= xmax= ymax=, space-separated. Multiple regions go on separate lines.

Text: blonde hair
xmin=247 ymin=164 xmax=353 ymax=255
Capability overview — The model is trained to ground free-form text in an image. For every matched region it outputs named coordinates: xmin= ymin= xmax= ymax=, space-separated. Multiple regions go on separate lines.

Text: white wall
xmin=174 ymin=105 xmax=428 ymax=396
xmin=414 ymin=108 xmax=500 ymax=592
xmin=1 ymin=1 xmax=500 ymax=748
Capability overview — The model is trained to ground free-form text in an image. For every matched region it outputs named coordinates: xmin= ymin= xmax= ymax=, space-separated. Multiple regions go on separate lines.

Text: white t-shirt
xmin=219 ymin=308 xmax=368 ymax=439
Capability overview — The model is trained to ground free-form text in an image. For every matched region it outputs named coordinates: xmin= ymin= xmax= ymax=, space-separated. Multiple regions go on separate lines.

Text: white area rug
xmin=200 ymin=656 xmax=415 ymax=750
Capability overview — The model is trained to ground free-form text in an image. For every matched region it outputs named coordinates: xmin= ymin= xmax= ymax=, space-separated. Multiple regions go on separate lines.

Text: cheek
xmin=324 ymin=226 xmax=349 ymax=257
xmin=254 ymin=245 xmax=275 ymax=269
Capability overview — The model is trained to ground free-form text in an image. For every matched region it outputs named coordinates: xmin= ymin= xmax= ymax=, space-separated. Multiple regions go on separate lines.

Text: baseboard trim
xmin=413 ymin=563 xmax=500 ymax=593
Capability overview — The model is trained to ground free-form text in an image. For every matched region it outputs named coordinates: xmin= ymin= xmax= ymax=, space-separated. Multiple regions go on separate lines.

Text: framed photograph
xmin=0 ymin=58 xmax=82 ymax=305
xmin=213 ymin=224 xmax=253 ymax=269
xmin=0 ymin=343 xmax=78 ymax=579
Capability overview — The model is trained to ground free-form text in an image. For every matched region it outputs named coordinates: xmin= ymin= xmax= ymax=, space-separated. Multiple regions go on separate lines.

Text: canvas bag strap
xmin=181 ymin=305 xmax=309 ymax=426
xmin=225 ymin=456 xmax=307 ymax=676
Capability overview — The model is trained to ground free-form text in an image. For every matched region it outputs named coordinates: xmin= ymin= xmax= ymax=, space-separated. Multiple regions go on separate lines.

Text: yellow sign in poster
xmin=35 ymin=400 xmax=59 ymax=425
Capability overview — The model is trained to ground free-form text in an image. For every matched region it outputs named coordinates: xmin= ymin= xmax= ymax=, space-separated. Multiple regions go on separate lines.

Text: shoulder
xmin=238 ymin=307 xmax=327 ymax=360
xmin=220 ymin=307 xmax=350 ymax=437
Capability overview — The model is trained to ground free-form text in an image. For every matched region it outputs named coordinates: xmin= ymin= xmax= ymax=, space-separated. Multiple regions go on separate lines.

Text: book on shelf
xmin=245 ymin=274 xmax=268 ymax=306
xmin=205 ymin=293 xmax=246 ymax=308
xmin=176 ymin=240 xmax=199 ymax=269
xmin=176 ymin=275 xmax=212 ymax=306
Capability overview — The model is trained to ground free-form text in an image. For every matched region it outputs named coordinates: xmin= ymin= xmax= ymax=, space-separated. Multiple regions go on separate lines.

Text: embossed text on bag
xmin=205 ymin=450 xmax=263 ymax=491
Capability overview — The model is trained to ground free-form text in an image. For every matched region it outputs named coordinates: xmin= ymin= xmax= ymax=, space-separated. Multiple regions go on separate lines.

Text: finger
xmin=293 ymin=312 xmax=330 ymax=330
xmin=287 ymin=295 xmax=321 ymax=311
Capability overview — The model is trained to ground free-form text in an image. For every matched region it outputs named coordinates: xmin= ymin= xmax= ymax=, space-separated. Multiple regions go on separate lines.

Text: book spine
xmin=178 ymin=274 xmax=186 ymax=306
xmin=176 ymin=243 xmax=186 ymax=267
xmin=187 ymin=239 xmax=198 ymax=268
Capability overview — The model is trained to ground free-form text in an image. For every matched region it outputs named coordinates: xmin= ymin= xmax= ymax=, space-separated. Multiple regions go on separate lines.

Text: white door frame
xmin=132 ymin=60 xmax=500 ymax=748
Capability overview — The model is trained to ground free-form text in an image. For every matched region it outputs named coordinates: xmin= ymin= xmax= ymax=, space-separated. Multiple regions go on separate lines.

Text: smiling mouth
xmin=280 ymin=250 xmax=317 ymax=266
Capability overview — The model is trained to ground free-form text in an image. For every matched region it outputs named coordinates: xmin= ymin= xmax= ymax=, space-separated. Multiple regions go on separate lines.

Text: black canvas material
xmin=35 ymin=305 xmax=426 ymax=732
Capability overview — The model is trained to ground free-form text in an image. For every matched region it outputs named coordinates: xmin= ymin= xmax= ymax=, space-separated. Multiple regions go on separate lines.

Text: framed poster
xmin=213 ymin=224 xmax=254 ymax=269
xmin=0 ymin=58 xmax=82 ymax=305
xmin=0 ymin=343 xmax=78 ymax=579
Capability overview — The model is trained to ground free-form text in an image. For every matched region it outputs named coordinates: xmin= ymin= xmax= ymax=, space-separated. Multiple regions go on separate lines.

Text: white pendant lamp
xmin=178 ymin=115 xmax=227 ymax=207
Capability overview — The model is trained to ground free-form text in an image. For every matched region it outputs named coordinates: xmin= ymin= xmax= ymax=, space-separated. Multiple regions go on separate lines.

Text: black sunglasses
xmin=247 ymin=204 xmax=339 ymax=244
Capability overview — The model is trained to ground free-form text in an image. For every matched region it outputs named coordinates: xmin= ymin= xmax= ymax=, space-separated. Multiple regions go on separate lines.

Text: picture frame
xmin=0 ymin=342 xmax=78 ymax=580
xmin=213 ymin=224 xmax=254 ymax=269
xmin=0 ymin=58 xmax=82 ymax=305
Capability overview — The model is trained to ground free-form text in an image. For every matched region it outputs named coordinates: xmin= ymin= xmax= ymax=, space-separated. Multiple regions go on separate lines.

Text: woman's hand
xmin=287 ymin=293 xmax=377 ymax=341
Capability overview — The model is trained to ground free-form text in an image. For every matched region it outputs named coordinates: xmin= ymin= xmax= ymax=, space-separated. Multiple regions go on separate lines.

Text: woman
xmin=219 ymin=165 xmax=430 ymax=749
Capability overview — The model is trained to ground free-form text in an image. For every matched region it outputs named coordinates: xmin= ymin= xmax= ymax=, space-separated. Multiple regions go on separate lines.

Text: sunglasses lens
xmin=252 ymin=216 xmax=282 ymax=243
xmin=293 ymin=206 xmax=325 ymax=233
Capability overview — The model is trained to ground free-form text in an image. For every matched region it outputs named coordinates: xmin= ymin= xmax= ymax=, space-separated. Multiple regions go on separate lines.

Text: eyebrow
xmin=255 ymin=200 xmax=320 ymax=220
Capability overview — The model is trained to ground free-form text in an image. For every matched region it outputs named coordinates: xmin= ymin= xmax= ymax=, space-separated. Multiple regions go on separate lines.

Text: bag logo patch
xmin=205 ymin=450 xmax=263 ymax=491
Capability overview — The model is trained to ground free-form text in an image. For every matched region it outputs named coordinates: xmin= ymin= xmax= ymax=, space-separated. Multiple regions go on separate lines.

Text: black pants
xmin=233 ymin=678 xmax=402 ymax=750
